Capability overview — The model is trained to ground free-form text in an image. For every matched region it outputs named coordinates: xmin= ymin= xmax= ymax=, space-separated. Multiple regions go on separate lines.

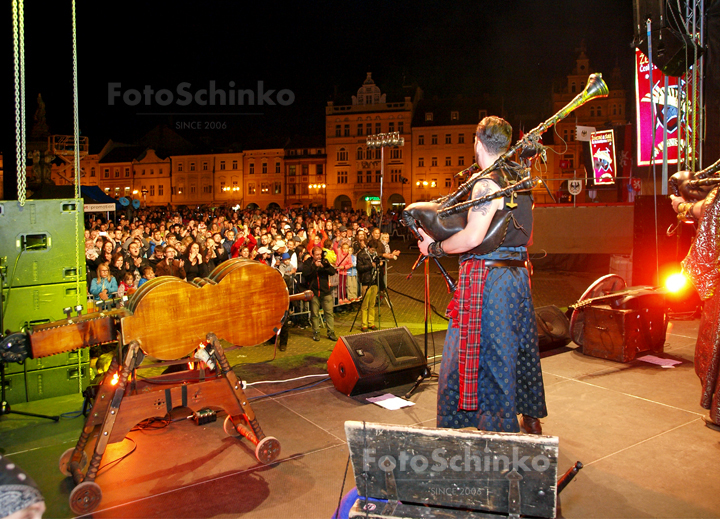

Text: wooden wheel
xmin=69 ymin=480 xmax=102 ymax=515
xmin=59 ymin=447 xmax=87 ymax=477
xmin=569 ymin=274 xmax=626 ymax=346
xmin=255 ymin=436 xmax=281 ymax=464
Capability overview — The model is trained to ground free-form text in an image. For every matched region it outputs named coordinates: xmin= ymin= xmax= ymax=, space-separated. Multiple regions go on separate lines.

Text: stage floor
xmin=1 ymin=319 xmax=718 ymax=519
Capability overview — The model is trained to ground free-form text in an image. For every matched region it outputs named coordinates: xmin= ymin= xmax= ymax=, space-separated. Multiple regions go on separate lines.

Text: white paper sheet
xmin=637 ymin=355 xmax=682 ymax=368
xmin=366 ymin=393 xmax=415 ymax=410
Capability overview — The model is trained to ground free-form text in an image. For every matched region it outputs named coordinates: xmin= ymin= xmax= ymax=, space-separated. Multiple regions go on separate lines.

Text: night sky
xmin=3 ymin=0 xmax=635 ymax=153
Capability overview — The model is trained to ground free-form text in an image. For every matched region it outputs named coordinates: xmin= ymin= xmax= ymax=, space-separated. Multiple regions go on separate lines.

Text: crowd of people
xmin=84 ymin=205 xmax=402 ymax=341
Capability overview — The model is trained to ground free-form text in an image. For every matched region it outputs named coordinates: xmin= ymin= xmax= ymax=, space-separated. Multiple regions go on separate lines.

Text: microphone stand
xmin=405 ymin=257 xmax=432 ymax=398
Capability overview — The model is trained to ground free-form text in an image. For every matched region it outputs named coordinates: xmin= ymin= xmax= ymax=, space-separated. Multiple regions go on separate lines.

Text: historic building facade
xmin=325 ymin=73 xmax=413 ymax=212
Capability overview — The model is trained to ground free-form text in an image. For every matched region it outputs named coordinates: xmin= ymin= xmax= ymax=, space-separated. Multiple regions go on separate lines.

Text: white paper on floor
xmin=366 ymin=393 xmax=415 ymax=410
xmin=637 ymin=355 xmax=682 ymax=368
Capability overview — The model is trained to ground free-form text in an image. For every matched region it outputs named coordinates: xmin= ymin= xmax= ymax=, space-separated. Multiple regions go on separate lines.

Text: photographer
xmin=302 ymin=246 xmax=338 ymax=342
xmin=357 ymin=242 xmax=383 ymax=332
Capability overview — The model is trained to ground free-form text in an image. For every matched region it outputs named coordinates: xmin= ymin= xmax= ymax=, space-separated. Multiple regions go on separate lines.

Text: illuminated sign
xmin=363 ymin=196 xmax=380 ymax=201
xmin=590 ymin=129 xmax=617 ymax=185
xmin=635 ymin=48 xmax=688 ymax=166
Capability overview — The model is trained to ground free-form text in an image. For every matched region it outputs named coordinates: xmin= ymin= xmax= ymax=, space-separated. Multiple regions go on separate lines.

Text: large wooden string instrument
xmin=401 ymin=73 xmax=610 ymax=289
xmin=16 ymin=259 xmax=312 ymax=361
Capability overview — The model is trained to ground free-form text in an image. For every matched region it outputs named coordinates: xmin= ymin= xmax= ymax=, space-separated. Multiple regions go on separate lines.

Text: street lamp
xmin=308 ymin=183 xmax=327 ymax=208
xmin=141 ymin=188 xmax=148 ymax=207
xmin=366 ymin=131 xmax=404 ymax=227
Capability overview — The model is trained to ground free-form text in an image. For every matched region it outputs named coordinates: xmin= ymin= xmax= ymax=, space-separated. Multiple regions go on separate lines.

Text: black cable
xmin=97 ymin=437 xmax=137 ymax=475
xmin=386 ymin=286 xmax=448 ymax=321
xmin=248 ymin=377 xmax=331 ymax=402
xmin=333 ymin=454 xmax=352 ymax=519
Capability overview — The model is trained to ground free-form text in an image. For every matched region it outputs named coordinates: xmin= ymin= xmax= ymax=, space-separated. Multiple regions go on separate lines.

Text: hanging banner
xmin=590 ymin=129 xmax=617 ymax=185
xmin=635 ymin=48 xmax=687 ymax=166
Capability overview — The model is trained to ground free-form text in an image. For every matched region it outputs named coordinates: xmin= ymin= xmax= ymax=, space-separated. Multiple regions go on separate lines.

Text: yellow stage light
xmin=665 ymin=272 xmax=687 ymax=293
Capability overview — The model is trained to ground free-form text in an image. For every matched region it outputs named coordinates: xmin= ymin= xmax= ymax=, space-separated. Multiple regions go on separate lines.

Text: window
xmin=445 ymin=157 xmax=452 ymax=166
xmin=276 ymin=161 xmax=281 ymax=173
xmin=316 ymin=164 xmax=323 ymax=175
xmin=249 ymin=163 xmax=255 ymax=174
xmin=590 ymin=107 xmax=595 ymax=117
xmin=190 ymin=162 xmax=196 ymax=171
xmin=220 ymin=161 xmax=225 ymax=170
xmin=563 ymin=154 xmax=575 ymax=169
xmin=366 ymin=123 xmax=372 ymax=135
xmin=335 ymin=124 xmax=341 ymax=137
xmin=302 ymin=164 xmax=309 ymax=175
xmin=445 ymin=134 xmax=451 ymax=144
xmin=431 ymin=135 xmax=438 ymax=145
xmin=425 ymin=112 xmax=433 ymax=121
xmin=274 ymin=182 xmax=282 ymax=194
xmin=248 ymin=183 xmax=256 ymax=194
xmin=458 ymin=156 xmax=465 ymax=166
xmin=375 ymin=122 xmax=381 ymax=134
xmin=398 ymin=122 xmax=404 ymax=134
xmin=141 ymin=169 xmax=146 ymax=176
xmin=458 ymin=133 xmax=465 ymax=144
xmin=478 ymin=109 xmax=487 ymax=119
xmin=90 ymin=167 xmax=95 ymax=177
xmin=418 ymin=135 xmax=424 ymax=145
xmin=150 ymin=169 xmax=154 ymax=175
xmin=366 ymin=171 xmax=372 ymax=184
xmin=357 ymin=124 xmax=363 ymax=136
xmin=177 ymin=162 xmax=183 ymax=172
xmin=597 ymin=106 xmax=602 ymax=117
xmin=390 ymin=149 xmax=402 ymax=159
xmin=232 ymin=160 xmax=237 ymax=169
xmin=114 ymin=168 xmax=119 ymax=178
xmin=418 ymin=157 xmax=424 ymax=167
xmin=389 ymin=122 xmax=395 ymax=132
xmin=190 ymin=183 xmax=197 ymax=194
xmin=571 ymin=82 xmax=576 ymax=93
xmin=288 ymin=184 xmax=296 ymax=195
xmin=375 ymin=170 xmax=381 ymax=183
xmin=262 ymin=162 xmax=268 ymax=174
xmin=338 ymin=170 xmax=348 ymax=184
xmin=203 ymin=184 xmax=212 ymax=194
xmin=149 ymin=185 xmax=155 ymax=196
xmin=159 ymin=185 xmax=164 ymax=196
xmin=445 ymin=178 xmax=452 ymax=188
xmin=356 ymin=147 xmax=364 ymax=160
xmin=288 ymin=165 xmax=296 ymax=176
xmin=203 ymin=162 xmax=208 ymax=171
xmin=338 ymin=148 xmax=348 ymax=162
xmin=344 ymin=124 xmax=350 ymax=137
xmin=220 ymin=181 xmax=226 ymax=192
xmin=357 ymin=172 xmax=363 ymax=184
xmin=431 ymin=157 xmax=438 ymax=167
xmin=391 ymin=170 xmax=399 ymax=183
xmin=261 ymin=182 xmax=270 ymax=194
xmin=451 ymin=111 xmax=459 ymax=121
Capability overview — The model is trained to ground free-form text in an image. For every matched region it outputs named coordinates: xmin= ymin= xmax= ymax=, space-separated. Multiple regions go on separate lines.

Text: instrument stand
xmin=0 ymin=361 xmax=60 ymax=422
xmin=405 ymin=258 xmax=433 ymax=399
xmin=61 ymin=332 xmax=280 ymax=516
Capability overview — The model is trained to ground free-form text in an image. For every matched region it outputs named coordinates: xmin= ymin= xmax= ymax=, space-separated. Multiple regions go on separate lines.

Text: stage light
xmin=665 ymin=272 xmax=687 ymax=293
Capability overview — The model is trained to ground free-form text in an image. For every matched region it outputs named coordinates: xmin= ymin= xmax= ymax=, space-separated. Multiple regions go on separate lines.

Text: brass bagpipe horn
xmin=402 ymin=73 xmax=609 ymax=291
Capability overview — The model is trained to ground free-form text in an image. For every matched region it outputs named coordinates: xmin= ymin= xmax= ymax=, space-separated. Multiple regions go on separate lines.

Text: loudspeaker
xmin=633 ymin=0 xmax=702 ymax=76
xmin=535 ymin=305 xmax=571 ymax=351
xmin=0 ymin=199 xmax=85 ymax=287
xmin=327 ymin=327 xmax=427 ymax=396
xmin=2 ymin=281 xmax=87 ymax=333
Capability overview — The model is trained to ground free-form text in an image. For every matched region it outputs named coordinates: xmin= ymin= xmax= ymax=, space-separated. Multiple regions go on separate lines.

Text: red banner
xmin=590 ymin=129 xmax=617 ymax=185
xmin=635 ymin=48 xmax=687 ymax=166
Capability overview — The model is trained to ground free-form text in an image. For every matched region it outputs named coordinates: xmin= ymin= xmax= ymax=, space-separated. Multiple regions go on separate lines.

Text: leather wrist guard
xmin=428 ymin=240 xmax=447 ymax=258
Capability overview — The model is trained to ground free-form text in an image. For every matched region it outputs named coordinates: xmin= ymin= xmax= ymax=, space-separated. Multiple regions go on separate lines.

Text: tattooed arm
xmin=418 ymin=178 xmax=503 ymax=255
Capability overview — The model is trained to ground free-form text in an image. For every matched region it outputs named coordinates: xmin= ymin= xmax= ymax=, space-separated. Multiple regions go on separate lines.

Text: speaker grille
xmin=343 ymin=327 xmax=424 ymax=376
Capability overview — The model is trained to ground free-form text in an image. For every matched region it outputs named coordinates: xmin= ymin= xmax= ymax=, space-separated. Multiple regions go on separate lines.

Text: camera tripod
xmin=350 ymin=259 xmax=398 ymax=332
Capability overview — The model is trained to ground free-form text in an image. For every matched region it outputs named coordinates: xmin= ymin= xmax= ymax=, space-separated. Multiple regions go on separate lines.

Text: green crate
xmin=2 ymin=372 xmax=27 ymax=405
xmin=25 ymin=347 xmax=90 ymax=371
xmin=2 ymin=281 xmax=87 ymax=333
xmin=25 ymin=363 xmax=90 ymax=402
xmin=0 ymin=199 xmax=85 ymax=287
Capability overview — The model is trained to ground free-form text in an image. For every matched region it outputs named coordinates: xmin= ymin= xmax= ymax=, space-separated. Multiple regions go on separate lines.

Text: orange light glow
xmin=665 ymin=273 xmax=687 ymax=293
xmin=111 ymin=373 xmax=119 ymax=386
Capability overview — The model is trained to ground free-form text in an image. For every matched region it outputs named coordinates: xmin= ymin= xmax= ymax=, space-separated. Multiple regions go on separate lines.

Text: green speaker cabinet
xmin=2 ymin=281 xmax=87 ymax=333
xmin=1 ymin=371 xmax=27 ymax=405
xmin=25 ymin=363 xmax=90 ymax=402
xmin=0 ymin=199 xmax=85 ymax=287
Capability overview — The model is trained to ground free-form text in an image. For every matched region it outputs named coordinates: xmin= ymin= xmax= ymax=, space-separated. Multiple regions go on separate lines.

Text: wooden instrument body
xmin=121 ymin=259 xmax=289 ymax=360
